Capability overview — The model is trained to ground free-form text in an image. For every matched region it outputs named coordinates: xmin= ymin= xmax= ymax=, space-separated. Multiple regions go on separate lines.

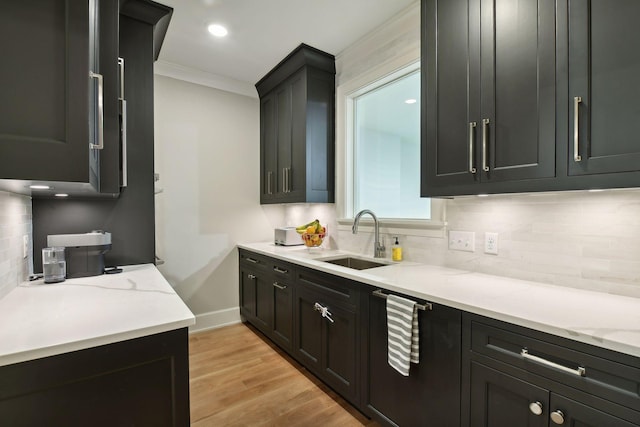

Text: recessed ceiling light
xmin=54 ymin=193 xmax=69 ymax=198
xmin=405 ymin=99 xmax=417 ymax=104
xmin=29 ymin=185 xmax=50 ymax=190
xmin=207 ymin=24 xmax=228 ymax=37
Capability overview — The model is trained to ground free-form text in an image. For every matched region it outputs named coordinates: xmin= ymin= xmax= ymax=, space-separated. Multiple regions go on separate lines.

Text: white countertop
xmin=239 ymin=242 xmax=640 ymax=359
xmin=0 ymin=264 xmax=195 ymax=367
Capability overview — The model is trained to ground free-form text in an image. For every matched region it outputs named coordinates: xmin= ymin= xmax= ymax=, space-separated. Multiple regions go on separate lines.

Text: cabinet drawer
xmin=296 ymin=267 xmax=358 ymax=309
xmin=269 ymin=259 xmax=295 ymax=281
xmin=471 ymin=320 xmax=640 ymax=412
xmin=239 ymin=250 xmax=269 ymax=271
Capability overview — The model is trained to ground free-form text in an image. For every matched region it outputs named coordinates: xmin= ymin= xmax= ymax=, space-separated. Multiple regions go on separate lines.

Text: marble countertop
xmin=0 ymin=264 xmax=195 ymax=367
xmin=239 ymin=242 xmax=640 ymax=358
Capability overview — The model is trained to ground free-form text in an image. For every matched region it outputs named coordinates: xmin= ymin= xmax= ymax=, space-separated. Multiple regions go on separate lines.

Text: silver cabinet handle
xmin=521 ymin=348 xmax=586 ymax=377
xmin=121 ymin=99 xmax=128 ymax=187
xmin=247 ymin=274 xmax=256 ymax=279
xmin=550 ymin=410 xmax=565 ymax=425
xmin=89 ymin=71 xmax=104 ymax=150
xmin=482 ymin=118 xmax=490 ymax=172
xmin=118 ymin=58 xmax=127 ymax=187
xmin=529 ymin=401 xmax=543 ymax=416
xmin=246 ymin=257 xmax=259 ymax=264
xmin=287 ymin=167 xmax=292 ymax=192
xmin=313 ymin=302 xmax=334 ymax=323
xmin=282 ymin=168 xmax=287 ymax=193
xmin=272 ymin=282 xmax=287 ymax=290
xmin=267 ymin=171 xmax=273 ymax=194
xmin=469 ymin=122 xmax=477 ymax=174
xmin=273 ymin=267 xmax=288 ymax=274
xmin=573 ymin=96 xmax=582 ymax=162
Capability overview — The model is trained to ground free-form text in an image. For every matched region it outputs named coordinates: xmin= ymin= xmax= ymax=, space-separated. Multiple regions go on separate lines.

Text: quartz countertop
xmin=239 ymin=242 xmax=640 ymax=358
xmin=0 ymin=264 xmax=195 ymax=367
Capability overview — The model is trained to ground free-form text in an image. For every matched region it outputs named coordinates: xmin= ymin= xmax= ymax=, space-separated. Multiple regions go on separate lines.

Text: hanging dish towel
xmin=387 ymin=294 xmax=419 ymax=376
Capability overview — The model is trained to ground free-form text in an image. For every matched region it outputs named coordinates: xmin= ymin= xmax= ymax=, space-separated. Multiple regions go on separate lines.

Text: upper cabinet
xmin=0 ymin=0 xmax=122 ymax=197
xmin=256 ymin=44 xmax=335 ymax=204
xmin=422 ymin=0 xmax=640 ymax=197
xmin=568 ymin=0 xmax=640 ymax=177
xmin=421 ymin=0 xmax=556 ymax=197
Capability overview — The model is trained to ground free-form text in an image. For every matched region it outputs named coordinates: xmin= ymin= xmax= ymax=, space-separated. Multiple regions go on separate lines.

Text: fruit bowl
xmin=301 ymin=232 xmax=327 ymax=247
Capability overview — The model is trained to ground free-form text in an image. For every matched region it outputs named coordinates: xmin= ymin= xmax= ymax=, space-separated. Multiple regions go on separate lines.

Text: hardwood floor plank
xmin=189 ymin=323 xmax=379 ymax=426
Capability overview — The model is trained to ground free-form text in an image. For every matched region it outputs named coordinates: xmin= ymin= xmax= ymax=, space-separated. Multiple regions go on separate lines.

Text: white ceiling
xmin=156 ymin=0 xmax=417 ymax=90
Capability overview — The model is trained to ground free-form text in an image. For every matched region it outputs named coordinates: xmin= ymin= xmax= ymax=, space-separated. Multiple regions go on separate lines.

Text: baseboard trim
xmin=189 ymin=307 xmax=242 ymax=333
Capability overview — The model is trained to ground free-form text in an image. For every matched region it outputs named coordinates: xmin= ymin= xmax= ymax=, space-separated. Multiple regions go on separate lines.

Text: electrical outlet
xmin=485 ymin=232 xmax=498 ymax=255
xmin=22 ymin=235 xmax=29 ymax=259
xmin=449 ymin=230 xmax=475 ymax=252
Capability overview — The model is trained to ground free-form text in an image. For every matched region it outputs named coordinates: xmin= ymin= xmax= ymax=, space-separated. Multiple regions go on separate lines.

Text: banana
xmin=296 ymin=219 xmax=320 ymax=234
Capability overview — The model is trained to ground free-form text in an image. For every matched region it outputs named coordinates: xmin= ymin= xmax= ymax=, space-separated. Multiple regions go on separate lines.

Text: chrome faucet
xmin=352 ymin=209 xmax=385 ymax=258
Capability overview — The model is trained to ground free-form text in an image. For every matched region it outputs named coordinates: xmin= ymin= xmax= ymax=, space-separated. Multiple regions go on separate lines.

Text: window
xmin=350 ymin=67 xmax=430 ymax=219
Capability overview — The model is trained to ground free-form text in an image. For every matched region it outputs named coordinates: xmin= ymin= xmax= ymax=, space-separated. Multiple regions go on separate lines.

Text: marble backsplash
xmin=0 ymin=191 xmax=32 ymax=299
xmin=280 ymin=189 xmax=640 ymax=298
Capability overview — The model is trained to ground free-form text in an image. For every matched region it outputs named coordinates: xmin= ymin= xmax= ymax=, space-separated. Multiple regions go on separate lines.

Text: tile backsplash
xmin=284 ymin=189 xmax=640 ymax=298
xmin=0 ymin=191 xmax=32 ymax=298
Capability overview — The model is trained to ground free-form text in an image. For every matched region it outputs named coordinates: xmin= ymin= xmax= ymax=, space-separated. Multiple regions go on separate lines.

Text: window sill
xmin=336 ymin=218 xmax=446 ymax=238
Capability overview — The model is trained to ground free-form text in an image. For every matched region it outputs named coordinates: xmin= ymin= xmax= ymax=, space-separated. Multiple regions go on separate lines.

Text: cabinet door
xmin=568 ymin=0 xmax=640 ymax=176
xmin=366 ymin=295 xmax=461 ymax=427
xmin=272 ymin=279 xmax=294 ymax=351
xmin=422 ymin=0 xmax=480 ymax=192
xmin=239 ymin=267 xmax=257 ymax=320
xmin=470 ymin=362 xmax=548 ymax=427
xmin=260 ymin=92 xmax=277 ymax=202
xmin=275 ymin=83 xmax=292 ymax=198
xmin=0 ymin=1 xmax=93 ymax=184
xmin=480 ymin=0 xmax=556 ymax=183
xmin=323 ymin=302 xmax=358 ymax=402
xmin=549 ymin=394 xmax=638 ymax=427
xmin=294 ymin=286 xmax=323 ymax=373
xmin=254 ymin=273 xmax=273 ymax=333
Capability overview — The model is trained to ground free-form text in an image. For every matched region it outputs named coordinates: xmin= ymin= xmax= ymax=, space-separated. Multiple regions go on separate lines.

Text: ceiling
xmin=156 ymin=0 xmax=417 ymax=90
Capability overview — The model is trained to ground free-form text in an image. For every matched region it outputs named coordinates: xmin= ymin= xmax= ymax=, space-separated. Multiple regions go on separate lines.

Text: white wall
xmin=0 ymin=191 xmax=32 ymax=299
xmin=154 ymin=75 xmax=284 ymax=331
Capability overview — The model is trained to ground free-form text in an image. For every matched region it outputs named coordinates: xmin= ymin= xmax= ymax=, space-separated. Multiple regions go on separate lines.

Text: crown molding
xmin=154 ymin=60 xmax=258 ymax=98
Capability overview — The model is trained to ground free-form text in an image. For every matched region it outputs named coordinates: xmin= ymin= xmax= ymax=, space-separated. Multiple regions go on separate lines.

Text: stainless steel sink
xmin=321 ymin=257 xmax=389 ymax=270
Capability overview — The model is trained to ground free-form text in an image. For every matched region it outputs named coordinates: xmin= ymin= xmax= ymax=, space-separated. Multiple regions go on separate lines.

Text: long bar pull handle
xmin=267 ymin=171 xmax=273 ymax=195
xmin=521 ymin=348 xmax=586 ymax=377
xmin=272 ymin=282 xmax=287 ymax=290
xmin=574 ymin=96 xmax=582 ymax=162
xmin=89 ymin=72 xmax=104 ymax=150
xmin=469 ymin=122 xmax=477 ymax=174
xmin=246 ymin=257 xmax=259 ymax=264
xmin=273 ymin=267 xmax=288 ymax=274
xmin=287 ymin=167 xmax=292 ymax=192
xmin=282 ymin=168 xmax=287 ymax=193
xmin=121 ymin=99 xmax=128 ymax=187
xmin=118 ymin=58 xmax=127 ymax=187
xmin=371 ymin=289 xmax=433 ymax=311
xmin=482 ymin=118 xmax=490 ymax=172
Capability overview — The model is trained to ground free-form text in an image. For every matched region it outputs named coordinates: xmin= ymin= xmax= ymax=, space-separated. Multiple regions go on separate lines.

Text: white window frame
xmin=335 ymin=59 xmax=446 ymax=238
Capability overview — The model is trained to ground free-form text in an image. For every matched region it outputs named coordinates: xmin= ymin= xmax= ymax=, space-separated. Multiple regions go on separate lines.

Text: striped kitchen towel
xmin=387 ymin=294 xmax=419 ymax=376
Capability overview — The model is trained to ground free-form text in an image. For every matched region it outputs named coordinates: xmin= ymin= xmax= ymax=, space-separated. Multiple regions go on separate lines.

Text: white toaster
xmin=274 ymin=227 xmax=303 ymax=246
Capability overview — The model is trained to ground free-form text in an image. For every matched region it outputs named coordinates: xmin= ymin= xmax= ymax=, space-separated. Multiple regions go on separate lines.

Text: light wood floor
xmin=188 ymin=323 xmax=380 ymax=426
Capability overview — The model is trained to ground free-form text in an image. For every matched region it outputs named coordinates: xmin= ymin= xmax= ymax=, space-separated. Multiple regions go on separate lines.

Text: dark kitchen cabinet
xmin=0 ymin=0 xmax=122 ymax=197
xmin=363 ymin=288 xmax=462 ymax=427
xmin=256 ymin=44 xmax=335 ymax=204
xmin=421 ymin=0 xmax=556 ymax=197
xmin=568 ymin=0 xmax=640 ymax=178
xmin=463 ymin=314 xmax=640 ymax=426
xmin=294 ymin=270 xmax=360 ymax=404
xmin=0 ymin=328 xmax=190 ymax=426
xmin=239 ymin=250 xmax=296 ymax=352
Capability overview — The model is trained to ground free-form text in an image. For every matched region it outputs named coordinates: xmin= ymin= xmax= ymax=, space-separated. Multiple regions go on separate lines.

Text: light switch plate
xmin=449 ymin=230 xmax=475 ymax=252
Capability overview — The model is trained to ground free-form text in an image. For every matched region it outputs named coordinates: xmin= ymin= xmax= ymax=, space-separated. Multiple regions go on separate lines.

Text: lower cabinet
xmin=294 ymin=267 xmax=360 ymax=404
xmin=0 ymin=328 xmax=190 ymax=426
xmin=363 ymin=288 xmax=462 ymax=427
xmin=464 ymin=314 xmax=640 ymax=427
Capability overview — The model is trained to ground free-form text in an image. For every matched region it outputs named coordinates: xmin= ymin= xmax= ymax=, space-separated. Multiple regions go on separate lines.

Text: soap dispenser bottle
xmin=392 ymin=236 xmax=403 ymax=262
